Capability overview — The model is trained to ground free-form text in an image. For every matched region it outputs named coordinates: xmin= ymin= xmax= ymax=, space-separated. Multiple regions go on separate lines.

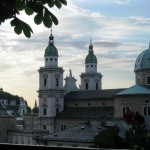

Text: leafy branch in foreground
xmin=0 ymin=0 xmax=67 ymax=38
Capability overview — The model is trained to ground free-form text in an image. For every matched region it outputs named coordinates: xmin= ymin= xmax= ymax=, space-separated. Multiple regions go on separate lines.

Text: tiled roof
xmin=56 ymin=107 xmax=114 ymax=119
xmin=64 ymin=88 xmax=126 ymax=101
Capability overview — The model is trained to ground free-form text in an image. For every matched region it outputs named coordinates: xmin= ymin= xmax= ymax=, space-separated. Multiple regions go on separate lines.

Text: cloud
xmin=0 ymin=0 xmax=149 ymax=108
xmin=113 ymin=0 xmax=131 ymax=4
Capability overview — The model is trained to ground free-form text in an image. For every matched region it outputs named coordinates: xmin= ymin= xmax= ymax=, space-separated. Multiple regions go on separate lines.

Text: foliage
xmin=125 ymin=126 xmax=150 ymax=149
xmin=0 ymin=0 xmax=67 ymax=38
xmin=124 ymin=110 xmax=150 ymax=149
xmin=93 ymin=126 xmax=124 ymax=149
xmin=123 ymin=110 xmax=145 ymax=128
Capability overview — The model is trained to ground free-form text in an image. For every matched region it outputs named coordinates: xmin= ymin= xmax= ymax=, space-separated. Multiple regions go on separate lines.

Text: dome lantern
xmin=85 ymin=39 xmax=97 ymax=64
xmin=44 ymin=29 xmax=58 ymax=57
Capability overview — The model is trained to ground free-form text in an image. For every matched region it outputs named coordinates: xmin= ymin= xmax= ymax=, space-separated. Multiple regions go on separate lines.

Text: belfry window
xmin=44 ymin=78 xmax=47 ymax=86
xmin=43 ymin=74 xmax=48 ymax=87
xmin=96 ymin=83 xmax=98 ymax=90
xmin=85 ymin=83 xmax=88 ymax=89
xmin=43 ymin=108 xmax=47 ymax=115
xmin=56 ymin=79 xmax=59 ymax=87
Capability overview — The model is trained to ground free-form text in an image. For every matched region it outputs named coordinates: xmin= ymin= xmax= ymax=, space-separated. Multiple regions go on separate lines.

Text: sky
xmin=0 ymin=0 xmax=150 ymax=109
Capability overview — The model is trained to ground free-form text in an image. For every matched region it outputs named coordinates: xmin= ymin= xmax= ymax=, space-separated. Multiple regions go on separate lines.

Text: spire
xmin=89 ymin=37 xmax=94 ymax=53
xmin=49 ymin=28 xmax=54 ymax=44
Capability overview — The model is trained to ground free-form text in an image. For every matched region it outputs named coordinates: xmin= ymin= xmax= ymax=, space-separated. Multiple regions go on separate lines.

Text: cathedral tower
xmin=38 ymin=30 xmax=65 ymax=133
xmin=80 ymin=39 xmax=103 ymax=90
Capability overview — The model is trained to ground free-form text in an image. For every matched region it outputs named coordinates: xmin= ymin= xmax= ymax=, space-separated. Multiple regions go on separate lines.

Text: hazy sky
xmin=1 ymin=0 xmax=150 ymax=108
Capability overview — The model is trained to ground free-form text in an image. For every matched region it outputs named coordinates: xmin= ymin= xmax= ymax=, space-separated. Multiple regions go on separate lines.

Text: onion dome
xmin=134 ymin=44 xmax=150 ymax=72
xmin=45 ymin=30 xmax=58 ymax=56
xmin=85 ymin=39 xmax=97 ymax=63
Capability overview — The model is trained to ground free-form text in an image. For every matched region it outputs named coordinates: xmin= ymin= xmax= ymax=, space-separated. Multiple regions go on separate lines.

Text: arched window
xmin=44 ymin=78 xmax=47 ymax=86
xmin=56 ymin=78 xmax=59 ymax=87
xmin=123 ymin=107 xmax=129 ymax=116
xmin=85 ymin=83 xmax=88 ymax=89
xmin=56 ymin=108 xmax=59 ymax=115
xmin=43 ymin=108 xmax=47 ymax=115
xmin=96 ymin=83 xmax=98 ymax=90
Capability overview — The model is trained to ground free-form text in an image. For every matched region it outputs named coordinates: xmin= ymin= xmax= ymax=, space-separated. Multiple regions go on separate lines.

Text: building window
xmin=147 ymin=76 xmax=150 ymax=85
xmin=43 ymin=125 xmax=47 ymax=130
xmin=145 ymin=100 xmax=150 ymax=104
xmin=61 ymin=124 xmax=66 ymax=131
xmin=50 ymin=58 xmax=53 ymax=60
xmin=144 ymin=107 xmax=150 ymax=115
xmin=56 ymin=108 xmax=59 ymax=115
xmin=87 ymin=65 xmax=89 ymax=67
xmin=43 ymin=108 xmax=47 ymax=115
xmin=55 ymin=58 xmax=57 ymax=61
xmin=85 ymin=83 xmax=88 ymax=89
xmin=102 ymin=102 xmax=106 ymax=105
xmin=91 ymin=65 xmax=93 ymax=67
xmin=96 ymin=83 xmax=98 ymax=90
xmin=75 ymin=103 xmax=78 ymax=106
xmin=45 ymin=58 xmax=48 ymax=61
xmin=56 ymin=79 xmax=59 ymax=87
xmin=137 ymin=78 xmax=140 ymax=84
xmin=123 ymin=107 xmax=129 ymax=116
xmin=44 ymin=78 xmax=47 ymax=86
xmin=88 ymin=103 xmax=91 ymax=106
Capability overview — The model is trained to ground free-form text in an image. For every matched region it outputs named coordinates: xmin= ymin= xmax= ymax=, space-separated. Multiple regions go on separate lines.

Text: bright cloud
xmin=0 ymin=0 xmax=149 ymax=108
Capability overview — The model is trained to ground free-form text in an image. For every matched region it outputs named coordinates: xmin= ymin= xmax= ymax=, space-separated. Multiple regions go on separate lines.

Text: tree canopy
xmin=0 ymin=0 xmax=67 ymax=38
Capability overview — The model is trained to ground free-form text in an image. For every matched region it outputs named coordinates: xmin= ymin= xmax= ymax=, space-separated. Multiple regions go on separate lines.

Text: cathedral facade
xmin=37 ymin=31 xmax=150 ymax=133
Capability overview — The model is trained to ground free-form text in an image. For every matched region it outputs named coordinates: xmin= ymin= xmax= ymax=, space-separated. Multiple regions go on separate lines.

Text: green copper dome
xmin=134 ymin=45 xmax=150 ymax=71
xmin=85 ymin=41 xmax=97 ymax=63
xmin=45 ymin=31 xmax=58 ymax=56
xmin=85 ymin=53 xmax=97 ymax=63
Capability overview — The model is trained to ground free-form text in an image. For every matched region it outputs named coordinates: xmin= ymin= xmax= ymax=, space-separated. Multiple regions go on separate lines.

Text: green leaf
xmin=14 ymin=26 xmax=22 ymax=35
xmin=11 ymin=17 xmax=33 ymax=38
xmin=59 ymin=0 xmax=67 ymax=5
xmin=43 ymin=11 xmax=52 ymax=28
xmin=55 ymin=0 xmax=62 ymax=9
xmin=48 ymin=0 xmax=55 ymax=7
xmin=16 ymin=0 xmax=25 ymax=11
xmin=34 ymin=13 xmax=43 ymax=25
xmin=28 ymin=2 xmax=43 ymax=14
xmin=47 ymin=10 xmax=58 ymax=25
xmin=23 ymin=27 xmax=32 ymax=38
xmin=25 ymin=6 xmax=34 ymax=15
xmin=10 ymin=18 xmax=17 ymax=27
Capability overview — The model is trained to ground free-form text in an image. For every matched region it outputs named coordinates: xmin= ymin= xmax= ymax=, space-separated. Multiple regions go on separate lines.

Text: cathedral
xmin=37 ymin=30 xmax=150 ymax=134
xmin=6 ymin=30 xmax=150 ymax=146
